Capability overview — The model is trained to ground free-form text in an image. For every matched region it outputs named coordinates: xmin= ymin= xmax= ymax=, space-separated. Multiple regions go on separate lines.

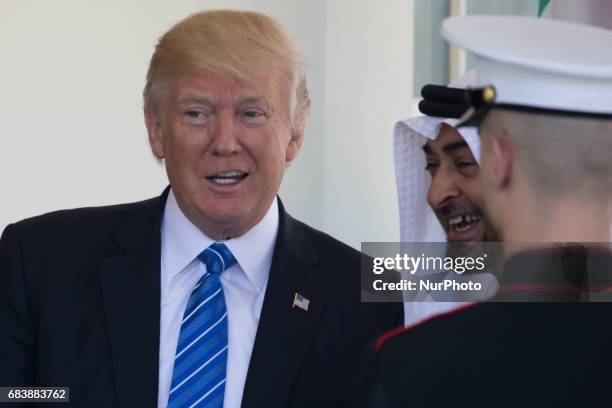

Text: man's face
xmin=146 ymin=69 xmax=302 ymax=239
xmin=424 ymin=124 xmax=496 ymax=242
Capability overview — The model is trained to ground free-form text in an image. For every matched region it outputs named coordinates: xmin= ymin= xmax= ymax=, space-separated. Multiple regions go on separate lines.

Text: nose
xmin=209 ymin=111 xmax=241 ymax=157
xmin=427 ymin=164 xmax=461 ymax=210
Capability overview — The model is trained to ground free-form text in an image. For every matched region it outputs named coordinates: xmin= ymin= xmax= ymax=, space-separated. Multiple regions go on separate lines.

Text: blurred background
xmin=1 ymin=0 xmax=608 ymax=248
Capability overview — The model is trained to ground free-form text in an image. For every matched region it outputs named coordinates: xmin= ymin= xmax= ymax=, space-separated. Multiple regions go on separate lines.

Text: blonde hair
xmin=143 ymin=10 xmax=310 ymax=127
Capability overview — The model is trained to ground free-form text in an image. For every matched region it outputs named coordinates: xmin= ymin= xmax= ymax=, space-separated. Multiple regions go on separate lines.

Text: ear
xmin=145 ymin=111 xmax=165 ymax=159
xmin=285 ymin=125 xmax=304 ymax=162
xmin=488 ymin=135 xmax=513 ymax=189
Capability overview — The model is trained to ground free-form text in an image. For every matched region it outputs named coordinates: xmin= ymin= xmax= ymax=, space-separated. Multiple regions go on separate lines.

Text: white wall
xmin=324 ymin=0 xmax=415 ymax=248
xmin=1 ymin=0 xmax=416 ymax=249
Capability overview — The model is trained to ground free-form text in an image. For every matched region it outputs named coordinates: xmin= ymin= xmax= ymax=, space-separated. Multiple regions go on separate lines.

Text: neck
xmin=502 ymin=198 xmax=612 ymax=243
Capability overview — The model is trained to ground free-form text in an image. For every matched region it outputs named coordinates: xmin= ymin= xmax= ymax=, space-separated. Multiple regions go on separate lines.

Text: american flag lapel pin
xmin=292 ymin=292 xmax=310 ymax=312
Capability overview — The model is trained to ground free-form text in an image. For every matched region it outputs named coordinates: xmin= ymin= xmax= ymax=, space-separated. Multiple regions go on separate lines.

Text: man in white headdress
xmin=395 ymin=71 xmax=499 ymax=326
xmin=396 ymin=71 xmax=485 ymax=244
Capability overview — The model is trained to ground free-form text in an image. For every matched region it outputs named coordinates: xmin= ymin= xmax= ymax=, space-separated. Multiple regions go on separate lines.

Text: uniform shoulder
xmin=376 ymin=302 xmax=484 ymax=353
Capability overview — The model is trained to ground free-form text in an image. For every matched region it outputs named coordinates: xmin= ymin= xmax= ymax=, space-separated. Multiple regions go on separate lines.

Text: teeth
xmin=450 ymin=216 xmax=463 ymax=226
xmin=215 ymin=171 xmax=245 ymax=177
xmin=207 ymin=170 xmax=247 ymax=185
xmin=212 ymin=178 xmax=239 ymax=185
xmin=449 ymin=214 xmax=482 ymax=228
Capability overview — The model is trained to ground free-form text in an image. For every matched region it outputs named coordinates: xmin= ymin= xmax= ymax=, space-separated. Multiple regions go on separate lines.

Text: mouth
xmin=447 ymin=213 xmax=484 ymax=241
xmin=205 ymin=170 xmax=249 ymax=186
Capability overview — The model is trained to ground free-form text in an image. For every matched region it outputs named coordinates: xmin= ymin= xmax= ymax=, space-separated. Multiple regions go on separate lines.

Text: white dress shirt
xmin=157 ymin=190 xmax=278 ymax=408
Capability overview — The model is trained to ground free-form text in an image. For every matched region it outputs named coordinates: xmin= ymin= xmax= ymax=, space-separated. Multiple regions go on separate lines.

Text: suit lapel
xmin=241 ymin=201 xmax=330 ymax=407
xmin=98 ymin=189 xmax=168 ymax=408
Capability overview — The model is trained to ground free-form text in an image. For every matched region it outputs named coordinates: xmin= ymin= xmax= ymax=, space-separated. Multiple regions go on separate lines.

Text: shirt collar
xmin=161 ymin=189 xmax=278 ymax=293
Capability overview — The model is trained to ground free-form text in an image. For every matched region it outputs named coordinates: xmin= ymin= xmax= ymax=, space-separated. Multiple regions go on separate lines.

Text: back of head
xmin=441 ymin=16 xmax=612 ymax=242
xmin=143 ymin=10 xmax=310 ymax=126
xmin=481 ymin=109 xmax=612 ymax=202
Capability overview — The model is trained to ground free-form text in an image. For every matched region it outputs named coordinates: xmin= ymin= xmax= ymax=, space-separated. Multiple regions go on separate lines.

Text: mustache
xmin=437 ymin=199 xmax=482 ymax=219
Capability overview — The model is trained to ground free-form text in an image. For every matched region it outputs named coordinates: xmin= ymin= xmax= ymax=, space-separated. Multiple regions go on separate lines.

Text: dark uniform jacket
xmin=365 ymin=246 xmax=612 ymax=408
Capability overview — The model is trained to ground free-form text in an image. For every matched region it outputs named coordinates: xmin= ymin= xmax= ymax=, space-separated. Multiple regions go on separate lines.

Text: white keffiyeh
xmin=394 ymin=71 xmax=494 ymax=326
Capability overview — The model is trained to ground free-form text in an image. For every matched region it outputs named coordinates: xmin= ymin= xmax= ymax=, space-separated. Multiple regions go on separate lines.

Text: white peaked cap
xmin=394 ymin=71 xmax=480 ymax=243
xmin=441 ymin=16 xmax=612 ymax=119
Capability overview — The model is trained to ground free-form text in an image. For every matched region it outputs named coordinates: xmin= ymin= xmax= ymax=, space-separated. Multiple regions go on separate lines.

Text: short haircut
xmin=143 ymin=10 xmax=310 ymax=128
xmin=481 ymin=109 xmax=612 ymax=200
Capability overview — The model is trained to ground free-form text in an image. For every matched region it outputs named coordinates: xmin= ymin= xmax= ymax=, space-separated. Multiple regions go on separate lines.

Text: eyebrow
xmin=422 ymin=140 xmax=470 ymax=156
xmin=442 ymin=141 xmax=469 ymax=154
xmin=177 ymin=95 xmax=214 ymax=106
xmin=236 ymin=95 xmax=271 ymax=108
xmin=422 ymin=144 xmax=433 ymax=155
xmin=177 ymin=94 xmax=270 ymax=108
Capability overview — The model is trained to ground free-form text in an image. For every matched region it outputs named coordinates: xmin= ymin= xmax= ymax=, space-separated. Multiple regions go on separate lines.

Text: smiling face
xmin=146 ymin=69 xmax=303 ymax=240
xmin=424 ymin=124 xmax=497 ymax=242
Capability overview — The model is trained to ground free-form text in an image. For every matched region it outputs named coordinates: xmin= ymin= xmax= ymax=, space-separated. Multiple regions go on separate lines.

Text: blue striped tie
xmin=168 ymin=242 xmax=237 ymax=408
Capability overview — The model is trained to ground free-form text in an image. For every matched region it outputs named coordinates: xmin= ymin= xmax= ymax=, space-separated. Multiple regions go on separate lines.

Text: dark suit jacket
xmin=0 ymin=189 xmax=402 ymax=407
xmin=366 ymin=249 xmax=612 ymax=408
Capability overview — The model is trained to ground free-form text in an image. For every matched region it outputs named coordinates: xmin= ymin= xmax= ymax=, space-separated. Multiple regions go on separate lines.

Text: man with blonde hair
xmin=0 ymin=10 xmax=401 ymax=408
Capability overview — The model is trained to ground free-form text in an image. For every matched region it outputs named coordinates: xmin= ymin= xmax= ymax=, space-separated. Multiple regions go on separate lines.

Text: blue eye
xmin=243 ymin=110 xmax=260 ymax=118
xmin=240 ymin=109 xmax=266 ymax=124
xmin=183 ymin=110 xmax=210 ymax=126
xmin=185 ymin=110 xmax=201 ymax=118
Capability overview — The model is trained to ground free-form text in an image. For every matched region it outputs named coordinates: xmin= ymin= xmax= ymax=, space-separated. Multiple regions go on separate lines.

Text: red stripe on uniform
xmin=375 ymin=302 xmax=479 ymax=351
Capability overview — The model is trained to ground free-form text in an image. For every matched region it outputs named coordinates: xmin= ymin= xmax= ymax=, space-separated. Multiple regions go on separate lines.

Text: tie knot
xmin=197 ymin=242 xmax=237 ymax=275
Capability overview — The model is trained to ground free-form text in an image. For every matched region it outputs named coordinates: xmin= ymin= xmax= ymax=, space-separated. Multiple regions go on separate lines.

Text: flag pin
xmin=292 ymin=292 xmax=310 ymax=311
